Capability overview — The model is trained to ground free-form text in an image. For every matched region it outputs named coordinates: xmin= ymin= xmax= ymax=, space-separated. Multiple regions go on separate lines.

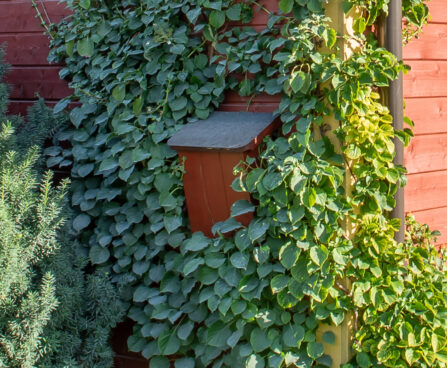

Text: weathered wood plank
xmin=0 ymin=0 xmax=69 ymax=34
xmin=0 ymin=33 xmax=51 ymax=65
xmin=405 ymin=133 xmax=447 ymax=174
xmin=404 ymin=60 xmax=447 ymax=98
xmin=405 ymin=97 xmax=447 ymax=135
xmin=405 ymin=170 xmax=447 ymax=212
xmin=410 ymin=207 xmax=447 ymax=244
xmin=5 ymin=66 xmax=70 ymax=100
xmin=404 ymin=23 xmax=447 ymax=60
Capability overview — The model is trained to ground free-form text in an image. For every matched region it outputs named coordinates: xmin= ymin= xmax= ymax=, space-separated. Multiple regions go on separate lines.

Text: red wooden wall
xmin=403 ymin=0 xmax=447 ymax=244
xmin=0 ymin=0 xmax=70 ymax=115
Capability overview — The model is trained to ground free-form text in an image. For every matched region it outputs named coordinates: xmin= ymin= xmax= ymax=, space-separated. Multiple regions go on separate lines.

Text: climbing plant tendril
xmin=44 ymin=0 xmax=444 ymax=366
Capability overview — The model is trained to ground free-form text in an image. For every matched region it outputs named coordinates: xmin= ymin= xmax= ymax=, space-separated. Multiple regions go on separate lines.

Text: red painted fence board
xmin=0 ymin=0 xmax=70 ymax=111
xmin=403 ymin=0 xmax=447 ymax=242
xmin=405 ymin=134 xmax=447 ymax=174
xmin=405 ymin=170 xmax=447 ymax=212
xmin=5 ymin=66 xmax=71 ymax=100
xmin=404 ymin=23 xmax=447 ymax=60
xmin=0 ymin=34 xmax=51 ymax=65
xmin=0 ymin=0 xmax=69 ymax=33
xmin=404 ymin=60 xmax=447 ymax=98
xmin=404 ymin=97 xmax=447 ymax=135
xmin=426 ymin=0 xmax=447 ymax=24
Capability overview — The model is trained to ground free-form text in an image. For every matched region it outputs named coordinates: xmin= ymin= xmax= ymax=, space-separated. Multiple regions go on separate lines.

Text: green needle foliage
xmin=0 ymin=51 xmax=123 ymax=367
xmin=44 ymin=0 xmax=440 ymax=367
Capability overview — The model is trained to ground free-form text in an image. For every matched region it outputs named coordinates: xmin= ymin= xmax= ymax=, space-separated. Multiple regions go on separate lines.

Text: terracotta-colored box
xmin=168 ymin=111 xmax=279 ymax=237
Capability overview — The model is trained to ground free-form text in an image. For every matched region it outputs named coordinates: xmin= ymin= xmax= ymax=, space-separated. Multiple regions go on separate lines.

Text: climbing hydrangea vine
xmin=44 ymin=0 xmax=444 ymax=366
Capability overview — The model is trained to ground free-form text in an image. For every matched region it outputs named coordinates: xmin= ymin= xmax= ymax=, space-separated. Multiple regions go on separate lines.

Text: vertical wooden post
xmin=315 ymin=3 xmax=362 ymax=367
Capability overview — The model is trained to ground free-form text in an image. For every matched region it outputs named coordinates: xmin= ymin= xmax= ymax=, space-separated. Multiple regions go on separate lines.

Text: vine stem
xmin=30 ymin=0 xmax=54 ymax=39
xmin=251 ymin=1 xmax=272 ymax=15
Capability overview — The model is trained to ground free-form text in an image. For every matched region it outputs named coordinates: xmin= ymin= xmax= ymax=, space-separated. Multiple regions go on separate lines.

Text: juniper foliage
xmin=0 ymin=49 xmax=123 ymax=368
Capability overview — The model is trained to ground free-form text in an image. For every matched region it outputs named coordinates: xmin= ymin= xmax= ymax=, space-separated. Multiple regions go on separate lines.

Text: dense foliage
xmin=45 ymin=0 xmax=442 ymax=367
xmin=0 ymin=52 xmax=123 ymax=367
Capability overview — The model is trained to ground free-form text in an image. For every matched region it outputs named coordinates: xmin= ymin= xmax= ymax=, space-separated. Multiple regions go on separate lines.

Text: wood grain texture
xmin=0 ymin=33 xmax=53 ymax=66
xmin=405 ymin=97 xmax=447 ymax=135
xmin=5 ymin=67 xmax=70 ymax=100
xmin=410 ymin=207 xmax=447 ymax=244
xmin=0 ymin=34 xmax=51 ymax=65
xmin=404 ymin=23 xmax=447 ymax=60
xmin=405 ymin=134 xmax=447 ymax=174
xmin=0 ymin=0 xmax=69 ymax=33
xmin=403 ymin=60 xmax=447 ymax=98
xmin=405 ymin=170 xmax=447 ymax=212
xmin=427 ymin=0 xmax=447 ymax=24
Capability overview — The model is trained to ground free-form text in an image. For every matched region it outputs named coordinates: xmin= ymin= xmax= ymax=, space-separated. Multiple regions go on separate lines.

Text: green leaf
xmin=436 ymin=351 xmax=447 ymax=364
xmin=271 ymin=274 xmax=289 ymax=293
xmin=133 ymin=96 xmax=143 ymax=115
xmin=356 ymin=352 xmax=372 ymax=368
xmin=230 ymin=252 xmax=250 ymax=269
xmin=279 ymin=0 xmax=294 ymax=13
xmin=226 ymin=4 xmax=242 ymax=20
xmin=183 ymin=257 xmax=204 ymax=276
xmin=322 ymin=331 xmax=336 ymax=345
xmin=283 ymin=324 xmax=305 ymax=347
xmin=112 ymin=85 xmax=126 ymax=101
xmin=199 ymin=267 xmax=218 ymax=285
xmin=231 ymin=200 xmax=255 ymax=217
xmin=164 ymin=215 xmax=182 ymax=233
xmin=291 ymin=71 xmax=306 ymax=93
xmin=99 ymin=157 xmax=119 ymax=172
xmin=133 ymin=286 xmax=154 ymax=302
xmin=301 ymin=187 xmax=316 ymax=208
xmin=323 ymin=28 xmax=337 ymax=48
xmin=277 ymin=290 xmax=298 ymax=309
xmin=174 ymin=358 xmax=195 ymax=368
xmin=227 ymin=330 xmax=243 ymax=348
xmin=288 ymin=206 xmax=305 ymax=224
xmin=158 ymin=330 xmax=181 ymax=355
xmin=205 ymin=253 xmax=226 ymax=268
xmin=73 ymin=214 xmax=91 ymax=231
xmin=353 ymin=17 xmax=367 ymax=34
xmin=307 ymin=0 xmax=323 ymax=12
xmin=405 ymin=349 xmax=419 ymax=366
xmin=250 ymin=328 xmax=270 ymax=353
xmin=169 ymin=96 xmax=188 ymax=111
xmin=310 ymin=244 xmax=328 ymax=266
xmin=177 ymin=321 xmax=195 ymax=340
xmin=279 ymin=243 xmax=300 ymax=269
xmin=330 ymin=311 xmax=344 ymax=326
xmin=77 ymin=37 xmax=94 ymax=57
xmin=248 ymin=219 xmax=269 ymax=242
xmin=246 ymin=354 xmax=265 ymax=368
xmin=79 ymin=0 xmax=90 ymax=9
xmin=194 ymin=54 xmax=208 ymax=69
xmin=209 ymin=10 xmax=226 ymax=28
xmin=65 ymin=40 xmax=74 ymax=57
xmin=150 ymin=357 xmax=170 ymax=368
xmin=262 ymin=172 xmax=283 ymax=191
xmin=89 ymin=245 xmax=110 ymax=264
xmin=207 ymin=321 xmax=232 ymax=348
xmin=184 ymin=232 xmax=210 ymax=252
xmin=307 ymin=342 xmax=324 ymax=359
